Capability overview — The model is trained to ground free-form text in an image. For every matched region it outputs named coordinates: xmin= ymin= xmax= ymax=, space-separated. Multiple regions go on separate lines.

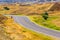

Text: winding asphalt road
xmin=12 ymin=16 xmax=60 ymax=38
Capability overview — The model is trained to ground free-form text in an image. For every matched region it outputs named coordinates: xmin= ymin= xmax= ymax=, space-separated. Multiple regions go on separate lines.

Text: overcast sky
xmin=0 ymin=0 xmax=59 ymax=2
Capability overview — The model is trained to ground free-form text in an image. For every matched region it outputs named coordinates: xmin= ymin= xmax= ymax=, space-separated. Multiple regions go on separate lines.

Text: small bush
xmin=4 ymin=7 xmax=10 ymax=10
xmin=42 ymin=12 xmax=49 ymax=20
xmin=22 ymin=30 xmax=26 ymax=32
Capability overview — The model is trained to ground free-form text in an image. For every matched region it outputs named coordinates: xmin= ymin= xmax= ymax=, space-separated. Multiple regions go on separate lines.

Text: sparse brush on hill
xmin=0 ymin=14 xmax=8 ymax=24
xmin=4 ymin=7 xmax=10 ymax=10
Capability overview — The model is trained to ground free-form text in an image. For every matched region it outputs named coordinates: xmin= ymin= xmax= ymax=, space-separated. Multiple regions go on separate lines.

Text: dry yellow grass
xmin=0 ymin=3 xmax=55 ymax=15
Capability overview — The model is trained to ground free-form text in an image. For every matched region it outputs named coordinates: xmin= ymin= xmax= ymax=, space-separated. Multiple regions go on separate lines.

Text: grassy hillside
xmin=29 ymin=11 xmax=60 ymax=31
xmin=0 ymin=3 xmax=54 ymax=15
xmin=28 ymin=2 xmax=60 ymax=31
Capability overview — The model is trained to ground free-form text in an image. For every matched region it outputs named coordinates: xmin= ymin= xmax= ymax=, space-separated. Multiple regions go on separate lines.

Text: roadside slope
xmin=0 ymin=15 xmax=55 ymax=40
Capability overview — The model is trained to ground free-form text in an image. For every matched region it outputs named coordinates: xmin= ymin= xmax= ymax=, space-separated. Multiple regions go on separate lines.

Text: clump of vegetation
xmin=0 ymin=14 xmax=8 ymax=24
xmin=22 ymin=30 xmax=26 ymax=32
xmin=42 ymin=12 xmax=49 ymax=20
xmin=4 ymin=7 xmax=10 ymax=10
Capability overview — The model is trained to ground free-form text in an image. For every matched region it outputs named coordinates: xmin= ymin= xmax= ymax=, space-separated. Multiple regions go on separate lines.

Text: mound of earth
xmin=48 ymin=3 xmax=60 ymax=11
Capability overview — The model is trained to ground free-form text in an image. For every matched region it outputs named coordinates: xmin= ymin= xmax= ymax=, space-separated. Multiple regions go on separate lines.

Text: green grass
xmin=29 ymin=15 xmax=60 ymax=31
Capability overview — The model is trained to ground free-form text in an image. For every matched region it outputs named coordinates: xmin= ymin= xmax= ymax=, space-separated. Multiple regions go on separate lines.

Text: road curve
xmin=12 ymin=16 xmax=60 ymax=38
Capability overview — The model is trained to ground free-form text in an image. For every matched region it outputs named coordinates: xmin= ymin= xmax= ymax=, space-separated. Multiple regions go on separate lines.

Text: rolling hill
xmin=0 ymin=2 xmax=60 ymax=15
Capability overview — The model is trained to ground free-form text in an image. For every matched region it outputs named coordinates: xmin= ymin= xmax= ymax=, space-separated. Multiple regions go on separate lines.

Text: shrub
xmin=42 ymin=12 xmax=48 ymax=20
xmin=4 ymin=7 xmax=10 ymax=10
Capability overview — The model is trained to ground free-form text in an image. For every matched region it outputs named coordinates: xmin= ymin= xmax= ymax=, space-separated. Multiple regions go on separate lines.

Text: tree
xmin=42 ymin=12 xmax=48 ymax=20
xmin=4 ymin=7 xmax=10 ymax=10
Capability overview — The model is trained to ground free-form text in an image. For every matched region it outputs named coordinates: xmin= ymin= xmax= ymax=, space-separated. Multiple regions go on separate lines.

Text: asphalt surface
xmin=13 ymin=16 xmax=60 ymax=38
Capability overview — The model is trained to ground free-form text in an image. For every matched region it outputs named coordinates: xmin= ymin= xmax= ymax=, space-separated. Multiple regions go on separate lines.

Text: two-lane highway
xmin=13 ymin=16 xmax=60 ymax=38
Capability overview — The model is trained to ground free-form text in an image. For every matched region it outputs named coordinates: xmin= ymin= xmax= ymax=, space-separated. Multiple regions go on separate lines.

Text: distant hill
xmin=0 ymin=2 xmax=60 ymax=15
xmin=48 ymin=3 xmax=60 ymax=11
